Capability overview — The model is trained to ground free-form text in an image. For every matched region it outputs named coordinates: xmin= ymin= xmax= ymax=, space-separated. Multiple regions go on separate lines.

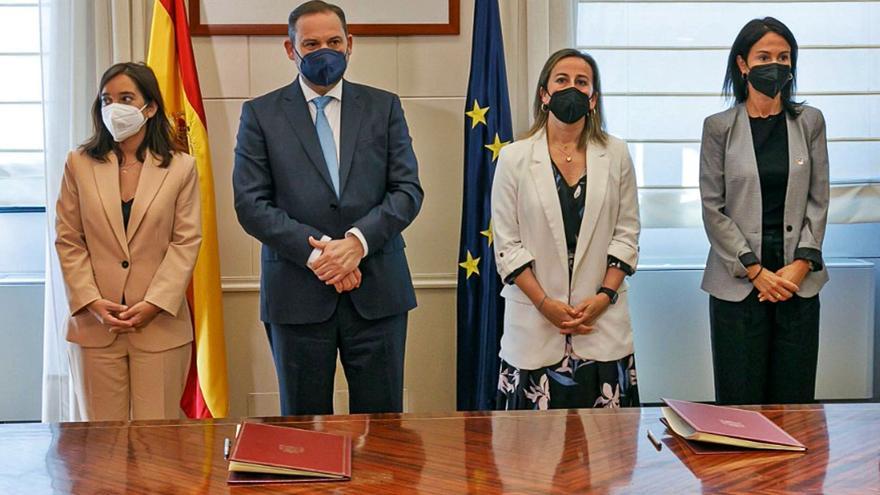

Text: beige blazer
xmin=55 ymin=149 xmax=201 ymax=351
xmin=491 ymin=130 xmax=641 ymax=369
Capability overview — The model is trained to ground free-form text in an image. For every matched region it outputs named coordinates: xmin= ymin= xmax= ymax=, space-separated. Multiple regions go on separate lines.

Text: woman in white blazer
xmin=700 ymin=18 xmax=829 ymax=405
xmin=492 ymin=49 xmax=641 ymax=410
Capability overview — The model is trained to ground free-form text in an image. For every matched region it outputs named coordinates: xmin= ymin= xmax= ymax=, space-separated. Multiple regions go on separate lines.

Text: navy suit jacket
xmin=233 ymin=78 xmax=423 ymax=324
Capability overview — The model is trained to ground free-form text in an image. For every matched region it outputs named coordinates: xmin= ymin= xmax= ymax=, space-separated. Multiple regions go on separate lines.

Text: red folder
xmin=226 ymin=422 xmax=352 ymax=484
xmin=661 ymin=398 xmax=806 ymax=452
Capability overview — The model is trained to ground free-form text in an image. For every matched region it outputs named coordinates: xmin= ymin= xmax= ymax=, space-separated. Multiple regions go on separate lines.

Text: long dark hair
xmin=723 ymin=17 xmax=803 ymax=116
xmin=80 ymin=62 xmax=183 ymax=167
xmin=524 ymin=48 xmax=607 ymax=147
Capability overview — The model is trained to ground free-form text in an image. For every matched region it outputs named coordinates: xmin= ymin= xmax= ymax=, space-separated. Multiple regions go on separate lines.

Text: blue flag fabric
xmin=456 ymin=0 xmax=513 ymax=411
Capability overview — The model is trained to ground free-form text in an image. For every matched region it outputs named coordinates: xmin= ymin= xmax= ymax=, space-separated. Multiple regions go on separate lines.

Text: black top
xmin=738 ymin=112 xmax=824 ymax=272
xmin=749 ymin=112 xmax=789 ymax=231
xmin=552 ymin=162 xmax=587 ymax=277
xmin=122 ymin=199 xmax=134 ymax=231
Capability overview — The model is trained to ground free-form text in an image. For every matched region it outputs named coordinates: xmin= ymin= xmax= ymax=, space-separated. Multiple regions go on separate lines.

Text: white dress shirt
xmin=299 ymin=77 xmax=369 ymax=259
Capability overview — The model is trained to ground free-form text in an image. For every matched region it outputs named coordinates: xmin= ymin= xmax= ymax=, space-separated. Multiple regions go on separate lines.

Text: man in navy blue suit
xmin=233 ymin=0 xmax=423 ymax=416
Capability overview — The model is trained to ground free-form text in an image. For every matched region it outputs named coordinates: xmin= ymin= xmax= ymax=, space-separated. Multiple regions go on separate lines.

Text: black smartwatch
xmin=597 ymin=287 xmax=618 ymax=304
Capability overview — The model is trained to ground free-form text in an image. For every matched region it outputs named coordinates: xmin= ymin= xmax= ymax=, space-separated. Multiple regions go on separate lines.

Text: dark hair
xmin=80 ymin=62 xmax=183 ymax=167
xmin=524 ymin=48 xmax=607 ymax=147
xmin=723 ymin=17 xmax=802 ymax=116
xmin=288 ymin=0 xmax=348 ymax=41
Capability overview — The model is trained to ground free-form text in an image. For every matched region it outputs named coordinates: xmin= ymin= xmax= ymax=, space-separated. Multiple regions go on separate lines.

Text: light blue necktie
xmin=312 ymin=95 xmax=340 ymax=197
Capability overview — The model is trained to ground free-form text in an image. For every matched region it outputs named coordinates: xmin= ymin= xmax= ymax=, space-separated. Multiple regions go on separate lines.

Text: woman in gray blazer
xmin=700 ymin=17 xmax=829 ymax=405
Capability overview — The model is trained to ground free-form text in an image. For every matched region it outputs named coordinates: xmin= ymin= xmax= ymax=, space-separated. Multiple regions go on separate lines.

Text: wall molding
xmin=221 ymin=273 xmax=457 ymax=292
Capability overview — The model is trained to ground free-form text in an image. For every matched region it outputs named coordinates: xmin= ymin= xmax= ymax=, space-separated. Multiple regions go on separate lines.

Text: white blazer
xmin=491 ymin=129 xmax=640 ymax=369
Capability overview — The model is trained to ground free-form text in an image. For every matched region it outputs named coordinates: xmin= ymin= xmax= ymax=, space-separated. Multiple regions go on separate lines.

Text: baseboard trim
xmin=222 ymin=274 xmax=456 ymax=292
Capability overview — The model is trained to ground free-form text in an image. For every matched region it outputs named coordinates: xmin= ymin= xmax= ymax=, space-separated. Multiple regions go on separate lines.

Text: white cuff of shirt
xmin=307 ymin=235 xmax=332 ymax=269
xmin=345 ymin=228 xmax=369 ymax=257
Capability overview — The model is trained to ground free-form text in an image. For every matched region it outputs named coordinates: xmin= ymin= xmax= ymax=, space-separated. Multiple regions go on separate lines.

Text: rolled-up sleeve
xmin=606 ymin=144 xmax=640 ymax=271
xmin=491 ymin=147 xmax=535 ymax=282
xmin=797 ymin=108 xmax=830 ymax=264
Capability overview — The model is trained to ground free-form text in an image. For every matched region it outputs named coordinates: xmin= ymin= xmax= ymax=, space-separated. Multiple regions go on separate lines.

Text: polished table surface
xmin=2 ymin=404 xmax=879 ymax=494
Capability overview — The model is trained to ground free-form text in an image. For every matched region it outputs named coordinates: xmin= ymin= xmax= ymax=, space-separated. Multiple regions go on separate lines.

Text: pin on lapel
xmin=795 ymin=157 xmax=805 ymax=165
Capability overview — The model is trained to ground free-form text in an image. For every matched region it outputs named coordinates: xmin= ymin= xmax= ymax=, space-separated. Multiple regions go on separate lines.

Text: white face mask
xmin=101 ymin=103 xmax=149 ymax=142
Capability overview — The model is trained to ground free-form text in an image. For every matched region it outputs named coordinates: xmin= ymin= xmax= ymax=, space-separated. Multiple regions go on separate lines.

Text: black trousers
xmin=265 ymin=294 xmax=407 ymax=416
xmin=709 ymin=230 xmax=820 ymax=405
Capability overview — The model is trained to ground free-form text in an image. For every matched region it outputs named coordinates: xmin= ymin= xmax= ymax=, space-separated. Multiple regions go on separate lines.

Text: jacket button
xmin=786 ymin=225 xmax=793 ymax=232
xmin=121 ymin=260 xmax=129 ymax=269
xmin=499 ymin=252 xmax=504 ymax=258
xmin=330 ymin=203 xmax=338 ymax=210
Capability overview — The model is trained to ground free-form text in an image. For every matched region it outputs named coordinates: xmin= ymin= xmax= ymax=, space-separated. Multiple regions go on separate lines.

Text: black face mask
xmin=547 ymin=87 xmax=592 ymax=124
xmin=746 ymin=63 xmax=792 ymax=99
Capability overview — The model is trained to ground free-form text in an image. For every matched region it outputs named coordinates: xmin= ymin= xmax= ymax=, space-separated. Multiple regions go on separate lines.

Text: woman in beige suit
xmin=55 ymin=62 xmax=201 ymax=421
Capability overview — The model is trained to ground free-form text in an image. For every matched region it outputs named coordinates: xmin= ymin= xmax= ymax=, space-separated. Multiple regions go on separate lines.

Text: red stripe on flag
xmin=170 ymin=0 xmax=208 ymax=125
xmin=181 ymin=282 xmax=212 ymax=418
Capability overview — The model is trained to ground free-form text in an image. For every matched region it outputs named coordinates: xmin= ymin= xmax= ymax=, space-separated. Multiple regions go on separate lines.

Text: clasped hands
xmin=87 ymin=299 xmax=161 ymax=334
xmin=749 ymin=260 xmax=810 ymax=303
xmin=308 ymin=235 xmax=364 ymax=293
xmin=538 ymin=294 xmax=611 ymax=335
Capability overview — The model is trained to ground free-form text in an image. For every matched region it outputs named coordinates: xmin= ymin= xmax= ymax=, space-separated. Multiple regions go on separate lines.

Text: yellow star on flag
xmin=480 ymin=219 xmax=494 ymax=247
xmin=484 ymin=133 xmax=510 ymax=162
xmin=465 ymin=100 xmax=489 ymax=129
xmin=459 ymin=250 xmax=481 ymax=279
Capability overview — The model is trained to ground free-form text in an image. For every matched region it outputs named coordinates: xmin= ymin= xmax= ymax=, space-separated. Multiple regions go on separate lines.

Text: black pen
xmin=223 ymin=437 xmax=231 ymax=460
xmin=646 ymin=429 xmax=662 ymax=451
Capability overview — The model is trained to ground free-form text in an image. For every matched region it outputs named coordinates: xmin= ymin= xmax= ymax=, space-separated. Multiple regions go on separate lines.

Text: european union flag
xmin=456 ymin=0 xmax=512 ymax=411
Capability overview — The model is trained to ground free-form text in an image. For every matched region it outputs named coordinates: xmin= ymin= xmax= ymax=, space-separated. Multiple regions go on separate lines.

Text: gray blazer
xmin=699 ymin=104 xmax=830 ymax=302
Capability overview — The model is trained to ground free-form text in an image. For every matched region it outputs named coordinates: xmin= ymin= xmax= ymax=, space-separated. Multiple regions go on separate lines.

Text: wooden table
xmin=2 ymin=404 xmax=879 ymax=494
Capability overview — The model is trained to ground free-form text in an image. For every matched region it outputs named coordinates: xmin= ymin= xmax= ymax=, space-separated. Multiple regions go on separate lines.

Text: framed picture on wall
xmin=190 ymin=0 xmax=460 ymax=36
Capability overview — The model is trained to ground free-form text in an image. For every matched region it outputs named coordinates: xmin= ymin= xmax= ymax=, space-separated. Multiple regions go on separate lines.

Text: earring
xmin=541 ymin=103 xmax=548 ymax=112
xmin=742 ymin=72 xmax=748 ymax=80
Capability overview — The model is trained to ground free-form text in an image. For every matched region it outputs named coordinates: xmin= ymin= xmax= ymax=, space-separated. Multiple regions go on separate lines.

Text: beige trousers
xmin=68 ymin=334 xmax=191 ymax=421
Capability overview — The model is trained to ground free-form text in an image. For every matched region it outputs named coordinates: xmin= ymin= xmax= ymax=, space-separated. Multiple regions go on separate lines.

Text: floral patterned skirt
xmin=496 ymin=336 xmax=639 ymax=410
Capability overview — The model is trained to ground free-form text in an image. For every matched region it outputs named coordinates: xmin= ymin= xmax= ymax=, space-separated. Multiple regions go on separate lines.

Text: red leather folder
xmin=226 ymin=422 xmax=352 ymax=484
xmin=661 ymin=398 xmax=806 ymax=452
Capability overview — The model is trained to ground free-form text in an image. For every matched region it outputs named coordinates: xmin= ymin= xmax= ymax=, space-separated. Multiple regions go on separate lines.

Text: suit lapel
xmin=571 ymin=141 xmax=609 ymax=272
xmin=91 ymin=153 xmax=129 ymax=256
xmin=126 ymin=152 xmax=169 ymax=241
xmin=734 ymin=104 xmax=761 ymax=185
xmin=338 ymin=80 xmax=364 ymax=196
xmin=281 ymin=78 xmax=336 ymax=194
xmin=784 ymin=110 xmax=809 ymax=224
xmin=528 ymin=131 xmax=569 ymax=274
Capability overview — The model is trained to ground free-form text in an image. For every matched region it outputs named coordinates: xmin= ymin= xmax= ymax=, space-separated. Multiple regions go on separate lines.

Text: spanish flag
xmin=147 ymin=0 xmax=229 ymax=418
